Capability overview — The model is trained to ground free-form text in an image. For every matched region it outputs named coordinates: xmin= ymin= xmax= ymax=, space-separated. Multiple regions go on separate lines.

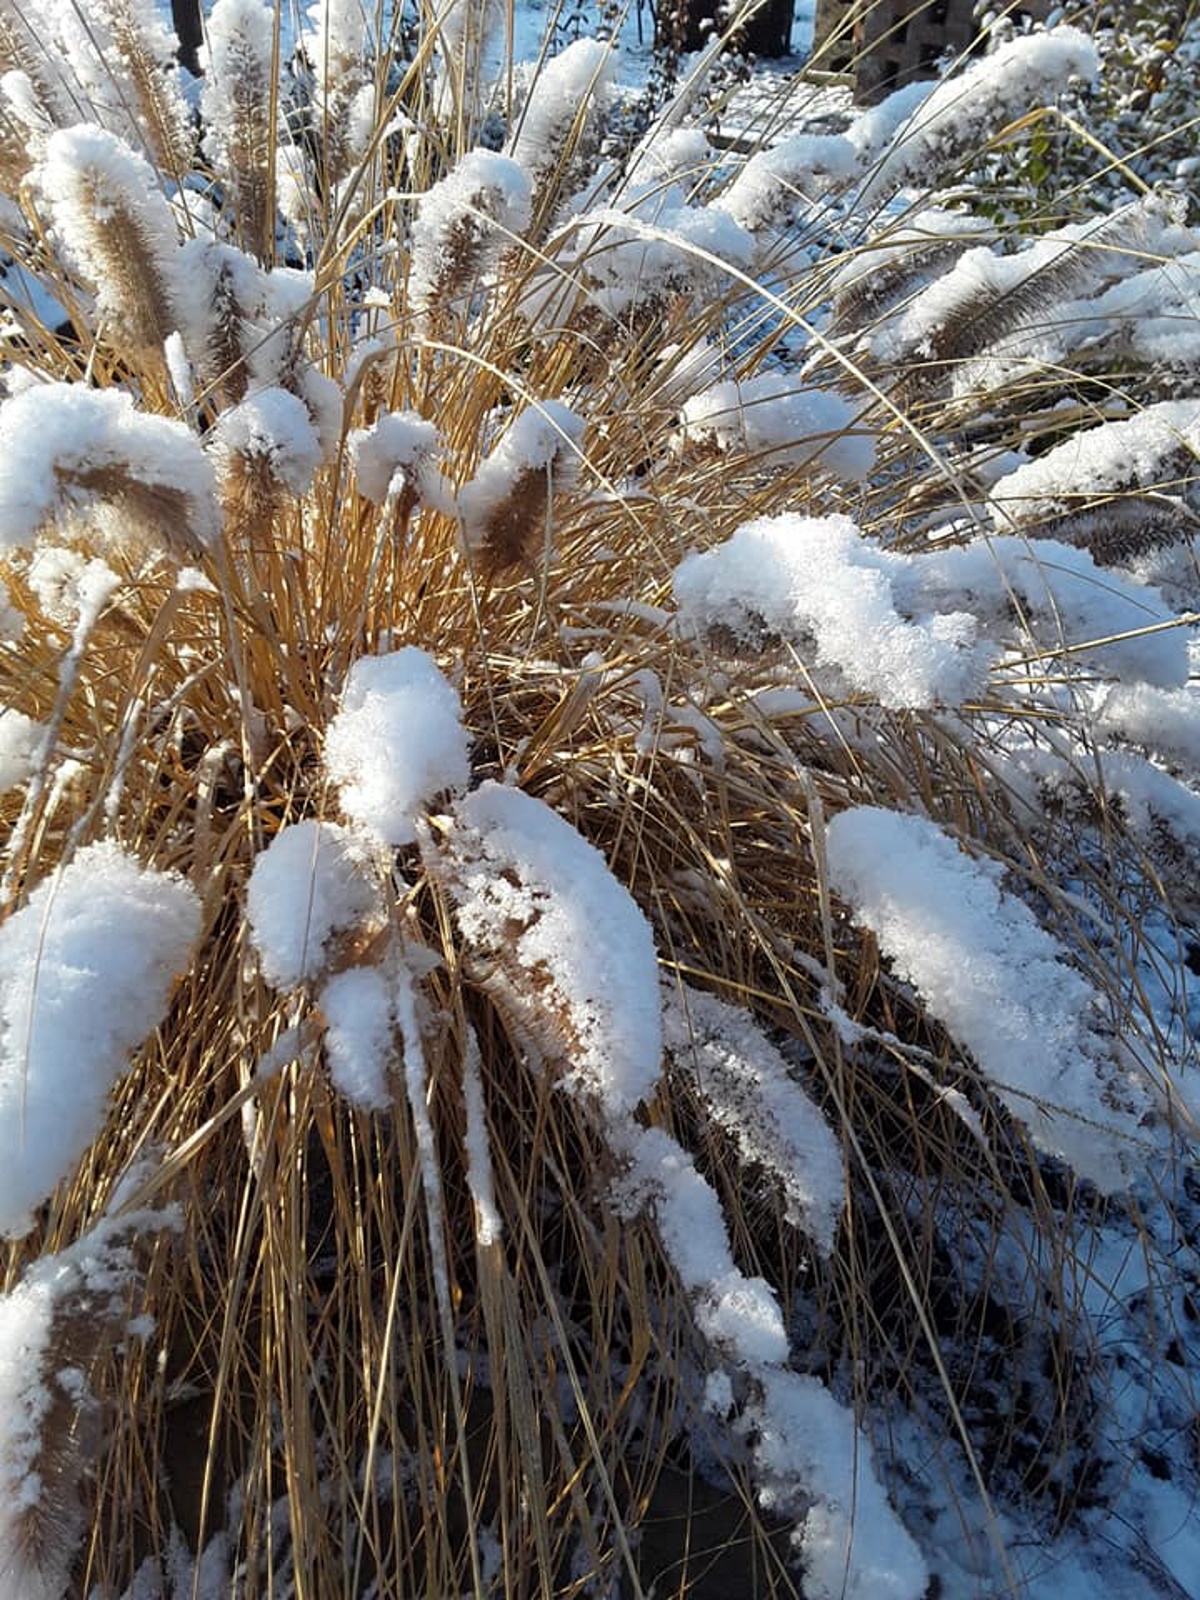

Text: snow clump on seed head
xmin=0 ymin=842 xmax=201 ymax=1238
xmin=245 ymin=819 xmax=383 ymax=991
xmin=324 ymin=647 xmax=471 ymax=846
xmin=435 ymin=781 xmax=662 ymax=1115
xmin=0 ymin=383 xmax=220 ymax=561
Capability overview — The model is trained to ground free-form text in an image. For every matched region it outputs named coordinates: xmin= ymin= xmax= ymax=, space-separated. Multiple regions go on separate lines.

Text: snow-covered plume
xmin=300 ymin=0 xmax=374 ymax=183
xmin=715 ymin=132 xmax=859 ymax=235
xmin=2 ymin=0 xmax=190 ymax=169
xmin=25 ymin=547 xmax=118 ymax=628
xmin=677 ymin=374 xmax=876 ymax=482
xmin=65 ymin=0 xmax=192 ymax=170
xmin=613 ymin=1120 xmax=789 ymax=1364
xmin=827 ymin=207 xmax=997 ymax=334
xmin=245 ymin=819 xmax=383 ymax=990
xmin=408 ymin=149 xmax=532 ymax=326
xmin=432 ymin=0 xmax=501 ymax=130
xmin=844 ymin=78 xmax=938 ymax=165
xmin=741 ymin=1367 xmax=930 ymax=1600
xmin=663 ymin=983 xmax=844 ymax=1254
xmin=201 ymin=0 xmax=277 ymax=260
xmin=0 ymin=841 xmax=200 ymax=1237
xmin=609 ymin=1086 xmax=922 ymax=1597
xmin=552 ymin=200 xmax=754 ymax=326
xmin=0 ymin=709 xmax=43 ymax=794
xmin=0 ymin=382 xmax=220 ymax=561
xmin=621 ymin=124 xmax=711 ymax=193
xmin=988 ymin=400 xmax=1200 ymax=545
xmin=673 ymin=513 xmax=1187 ymax=704
xmin=302 ymin=0 xmax=370 ymax=102
xmin=824 ymin=807 xmax=1155 ymax=1188
xmin=431 ymin=781 xmax=662 ymax=1115
xmin=318 ymin=965 xmax=394 ymax=1111
xmin=349 ymin=410 xmax=445 ymax=512
xmin=504 ymin=39 xmax=614 ymax=223
xmin=211 ymin=386 xmax=325 ymax=512
xmin=177 ymin=256 xmax=342 ymax=460
xmin=0 ymin=70 xmax=50 ymax=186
xmin=180 ymin=256 xmax=340 ymax=456
xmin=459 ymin=400 xmax=585 ymax=574
xmin=672 ymin=513 xmax=996 ymax=710
xmin=0 ymin=2 xmax=80 ymax=133
xmin=324 ymin=647 xmax=471 ymax=846
xmin=913 ymin=534 xmax=1188 ymax=688
xmin=868 ymin=203 xmax=1163 ymax=395
xmin=859 ymin=26 xmax=1099 ymax=210
xmin=36 ymin=123 xmax=181 ymax=355
xmin=171 ymin=239 xmax=266 ymax=404
xmin=0 ymin=1212 xmax=164 ymax=1599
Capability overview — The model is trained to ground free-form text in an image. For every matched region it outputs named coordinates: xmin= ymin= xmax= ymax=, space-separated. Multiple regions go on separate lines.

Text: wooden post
xmin=172 ymin=0 xmax=205 ymax=76
xmin=655 ymin=0 xmax=796 ymax=60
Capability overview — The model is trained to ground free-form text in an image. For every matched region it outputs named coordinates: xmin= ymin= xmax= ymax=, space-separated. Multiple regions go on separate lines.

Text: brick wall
xmin=811 ymin=0 xmax=1051 ymax=102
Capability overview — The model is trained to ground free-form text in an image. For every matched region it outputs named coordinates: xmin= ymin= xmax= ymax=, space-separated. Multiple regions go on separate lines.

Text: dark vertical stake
xmin=172 ymin=0 xmax=205 ymax=77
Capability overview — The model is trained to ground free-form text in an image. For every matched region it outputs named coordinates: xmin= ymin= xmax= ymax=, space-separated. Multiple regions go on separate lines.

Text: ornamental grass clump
xmin=1 ymin=1 xmax=1200 ymax=1595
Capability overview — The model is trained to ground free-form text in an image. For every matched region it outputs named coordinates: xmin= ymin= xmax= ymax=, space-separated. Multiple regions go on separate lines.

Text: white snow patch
xmin=678 ymin=374 xmax=876 ymax=482
xmin=319 ymin=965 xmax=393 ymax=1110
xmin=324 ymin=647 xmax=470 ymax=846
xmin=743 ymin=1368 xmax=930 ymax=1600
xmin=0 ymin=709 xmax=44 ymax=794
xmin=672 ymin=513 xmax=994 ymax=709
xmin=444 ymin=781 xmax=661 ymax=1114
xmin=824 ymin=807 xmax=1154 ymax=1188
xmin=0 ymin=842 xmax=200 ymax=1237
xmin=245 ymin=819 xmax=382 ymax=990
